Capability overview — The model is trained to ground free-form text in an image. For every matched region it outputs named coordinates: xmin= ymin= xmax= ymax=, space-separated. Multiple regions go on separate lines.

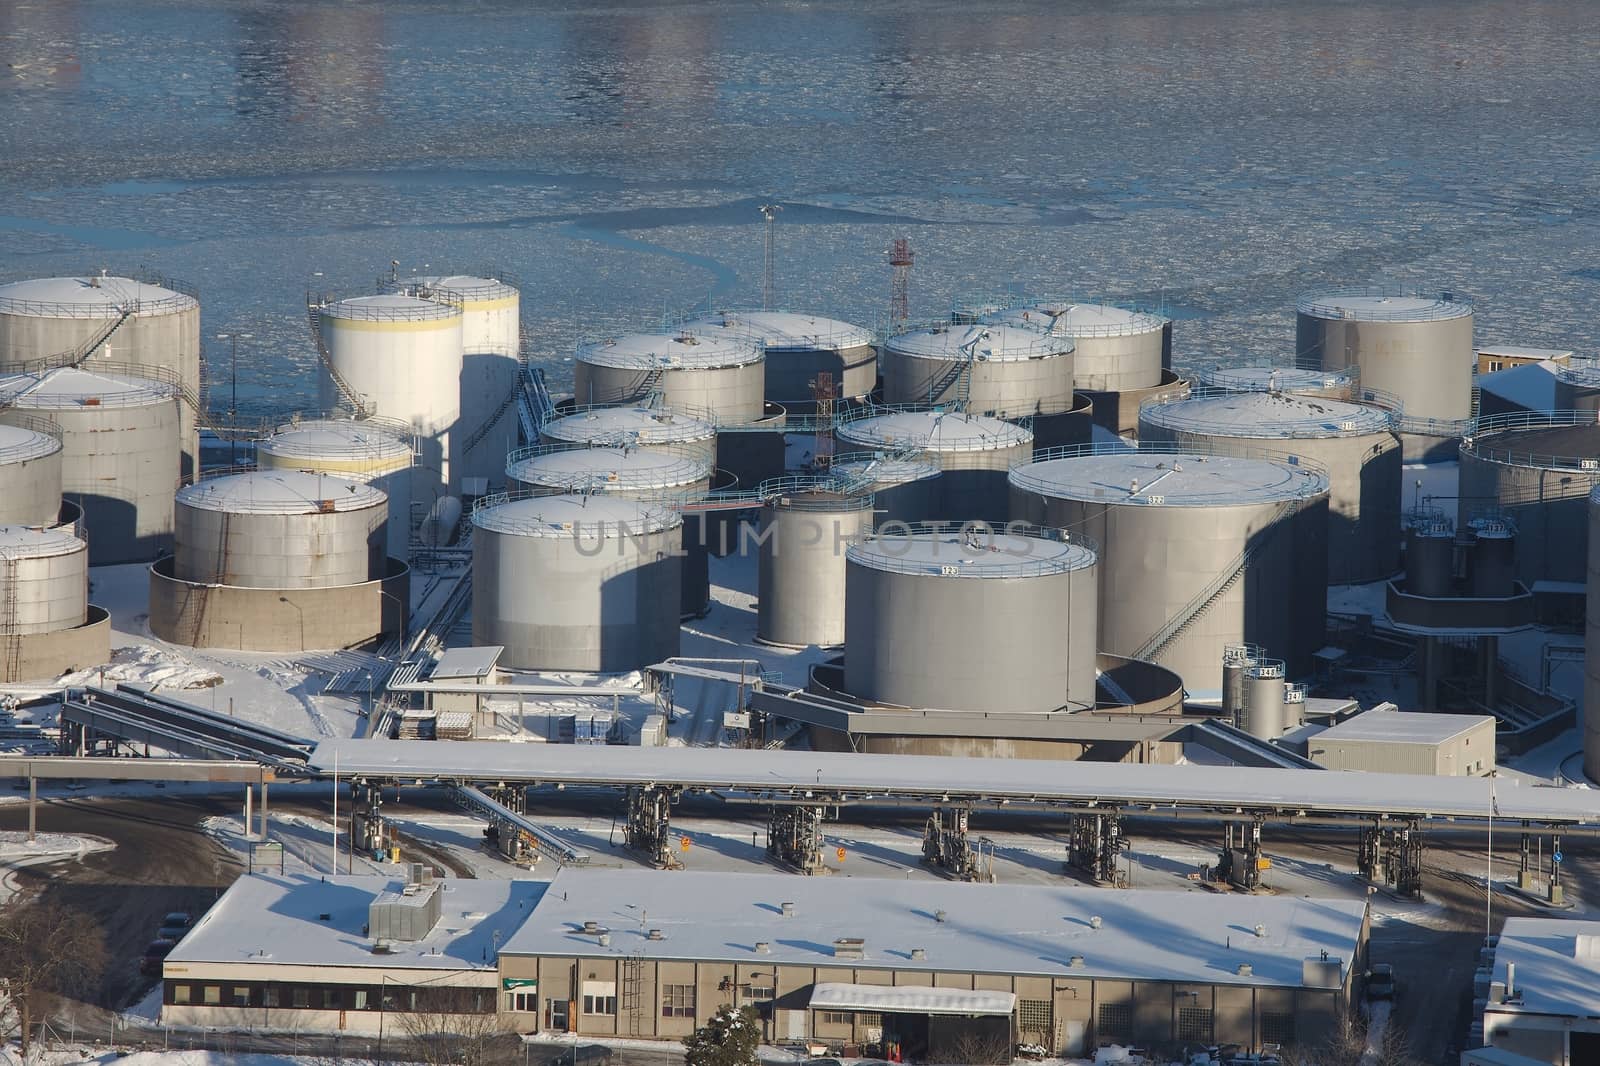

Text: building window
xmin=353 ymin=989 xmax=369 ymax=1010
xmin=1261 ymin=1011 xmax=1296 ymax=1046
xmin=661 ymin=984 xmax=697 ymax=1018
xmin=739 ymin=984 xmax=775 ymax=1003
xmin=819 ymin=1011 xmax=854 ymax=1026
xmin=232 ymin=987 xmax=251 ymax=1007
xmin=203 ymin=986 xmax=222 ymax=1006
xmin=1177 ymin=1006 xmax=1213 ymax=1043
xmin=857 ymin=1014 xmax=882 ymax=1027
xmin=1018 ymin=999 xmax=1051 ymax=1036
xmin=1097 ymin=1003 xmax=1131 ymax=1040
xmin=510 ymin=992 xmax=538 ymax=1013
xmin=263 ymin=988 xmax=280 ymax=1009
xmin=548 ymin=998 xmax=570 ymax=1030
xmin=582 ymin=981 xmax=617 ymax=1016
xmin=292 ymin=988 xmax=310 ymax=1009
xmin=172 ymin=985 xmax=191 ymax=1005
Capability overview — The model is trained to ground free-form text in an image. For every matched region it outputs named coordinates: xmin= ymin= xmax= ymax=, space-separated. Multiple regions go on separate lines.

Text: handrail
xmin=306 ymin=299 xmax=372 ymax=418
xmin=847 ymin=521 xmax=1098 ymax=579
xmin=1296 ymin=285 xmax=1473 ymax=322
xmin=1461 ymin=410 xmax=1600 ymax=470
xmin=1138 ymin=385 xmax=1399 ymax=438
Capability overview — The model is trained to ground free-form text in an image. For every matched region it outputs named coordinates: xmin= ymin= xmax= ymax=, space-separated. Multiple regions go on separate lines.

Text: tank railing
xmin=176 ymin=467 xmax=388 ymax=514
xmin=847 ymin=521 xmax=1099 ymax=579
xmin=837 ymin=402 xmax=1035 ymax=449
xmin=574 ymin=331 xmax=767 ymax=371
xmin=1016 ymin=441 xmax=1332 ymax=504
xmin=1396 ymin=413 xmax=1473 ymax=437
xmin=1137 ymin=385 xmax=1401 ymax=437
xmin=755 ymin=476 xmax=874 ymax=512
xmin=1403 ymin=506 xmax=1453 ymax=536
xmin=308 ymin=292 xmax=460 ymax=323
xmin=0 ymin=409 xmax=64 ymax=445
xmin=381 ymin=266 xmax=521 ymax=298
xmin=823 ymin=449 xmax=942 ymax=491
xmin=1242 ymin=659 xmax=1286 ymax=680
xmin=672 ymin=306 xmax=877 ymax=351
xmin=1460 ymin=410 xmax=1600 ymax=469
xmin=1196 ymin=363 xmax=1358 ymax=391
xmin=200 ymin=415 xmax=277 ymax=442
xmin=504 ymin=441 xmax=714 ymax=488
xmin=1465 ymin=509 xmax=1518 ymax=538
xmin=469 ymin=490 xmax=679 ymax=536
xmin=882 ymin=319 xmax=1077 ymax=359
xmin=539 ymin=398 xmax=721 ymax=440
xmin=0 ymin=270 xmax=198 ymax=318
xmin=1296 ymin=285 xmax=1474 ymax=322
xmin=1554 ymin=362 xmax=1600 ymax=387
xmin=0 ymin=360 xmax=182 ymax=411
xmin=256 ymin=414 xmax=416 ymax=461
xmin=978 ymin=298 xmax=1171 ymax=338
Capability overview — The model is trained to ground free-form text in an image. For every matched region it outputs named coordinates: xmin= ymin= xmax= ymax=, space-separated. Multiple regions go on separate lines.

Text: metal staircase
xmin=459 ymin=386 xmax=518 ymax=457
xmin=305 ymin=300 xmax=371 ymax=418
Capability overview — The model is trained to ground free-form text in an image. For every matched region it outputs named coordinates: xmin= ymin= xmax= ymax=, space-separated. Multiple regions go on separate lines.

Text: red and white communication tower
xmin=888 ymin=237 xmax=913 ymax=329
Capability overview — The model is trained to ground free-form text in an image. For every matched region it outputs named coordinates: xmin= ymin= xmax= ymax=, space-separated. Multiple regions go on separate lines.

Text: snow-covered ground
xmin=0 ymin=830 xmax=115 ymax=904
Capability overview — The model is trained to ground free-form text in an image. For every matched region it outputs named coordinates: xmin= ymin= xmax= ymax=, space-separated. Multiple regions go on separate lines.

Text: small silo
xmin=1585 ymin=487 xmax=1600 ymax=781
xmin=471 ymin=493 xmax=681 ymax=672
xmin=0 ymin=418 xmax=63 ymax=527
xmin=1296 ymin=287 xmax=1474 ymax=450
xmin=826 ymin=451 xmax=943 ymax=528
xmin=574 ymin=331 xmax=766 ymax=426
xmin=539 ymin=405 xmax=718 ymax=464
xmin=0 ymin=524 xmax=88 ymax=635
xmin=880 ymin=323 xmax=1075 ymax=418
xmin=756 ymin=479 xmax=874 ymax=648
xmin=1402 ymin=510 xmax=1456 ymax=597
xmin=0 ymin=366 xmax=180 ymax=564
xmin=1138 ymin=389 xmax=1401 ymax=584
xmin=1009 ymin=447 xmax=1329 ymax=694
xmin=1240 ymin=659 xmax=1288 ymax=740
xmin=1198 ymin=364 xmax=1356 ymax=400
xmin=1466 ymin=514 xmax=1517 ymax=598
xmin=835 ymin=410 xmax=1033 ymax=522
xmin=982 ymin=300 xmax=1169 ymax=393
xmin=316 ymin=294 xmax=464 ymax=502
xmin=1457 ymin=412 xmax=1600 ymax=587
xmin=173 ymin=471 xmax=387 ymax=589
xmin=401 ymin=274 xmax=521 ymax=492
xmin=254 ymin=416 xmax=416 ymax=563
xmin=682 ymin=310 xmax=876 ymax=409
xmin=843 ymin=525 xmax=1099 ymax=714
xmin=0 ymin=273 xmax=201 ymax=479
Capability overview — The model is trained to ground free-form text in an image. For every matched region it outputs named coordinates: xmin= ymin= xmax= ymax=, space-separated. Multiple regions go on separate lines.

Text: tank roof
xmin=1010 ymin=449 xmax=1329 ymax=507
xmin=578 ymin=331 xmax=764 ymax=371
xmin=886 ymin=323 xmax=1072 ymax=361
xmin=0 ymin=423 xmax=61 ymax=464
xmin=258 ymin=419 xmax=413 ymax=463
xmin=177 ymin=470 xmax=386 ymax=515
xmin=1296 ymin=288 xmax=1473 ymax=322
xmin=1461 ymin=412 xmax=1600 ymax=471
xmin=1141 ymin=391 xmax=1393 ymax=439
xmin=0 ymin=275 xmax=196 ymax=317
xmin=684 ymin=310 xmax=874 ymax=352
xmin=836 ymin=410 xmax=1033 ymax=453
xmin=848 ymin=527 xmax=1096 ymax=578
xmin=828 ymin=451 xmax=942 ymax=487
xmin=409 ymin=274 xmax=518 ymax=300
xmin=321 ymin=294 xmax=459 ymax=322
xmin=0 ymin=524 xmax=84 ymax=559
xmin=983 ymin=301 xmax=1167 ymax=338
xmin=472 ymin=493 xmax=678 ymax=538
xmin=760 ymin=477 xmax=874 ymax=512
xmin=542 ymin=406 xmax=717 ymax=446
xmin=1198 ymin=365 xmax=1351 ymax=392
xmin=508 ymin=445 xmax=710 ymax=492
xmin=0 ymin=366 xmax=178 ymax=409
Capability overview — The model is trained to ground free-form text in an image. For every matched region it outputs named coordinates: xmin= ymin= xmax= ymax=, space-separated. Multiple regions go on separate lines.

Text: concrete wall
xmin=0 ymin=604 xmax=110 ymax=682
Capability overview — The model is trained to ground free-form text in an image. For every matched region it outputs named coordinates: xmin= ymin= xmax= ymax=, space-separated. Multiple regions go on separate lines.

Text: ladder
xmin=621 ymin=952 xmax=645 ymax=1036
xmin=1 ymin=557 xmax=19 ymax=681
xmin=305 ymin=300 xmax=372 ymax=418
xmin=459 ymin=386 xmax=518 ymax=457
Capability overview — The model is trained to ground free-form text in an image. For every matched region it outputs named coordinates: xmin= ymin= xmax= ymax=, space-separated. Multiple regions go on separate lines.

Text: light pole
xmin=278 ymin=595 xmax=305 ymax=650
xmin=215 ymin=331 xmax=252 ymax=466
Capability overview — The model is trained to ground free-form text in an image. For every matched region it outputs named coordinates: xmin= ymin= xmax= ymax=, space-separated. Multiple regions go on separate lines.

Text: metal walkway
xmin=451 ymin=785 xmax=591 ymax=865
xmin=61 ymin=685 xmax=315 ymax=770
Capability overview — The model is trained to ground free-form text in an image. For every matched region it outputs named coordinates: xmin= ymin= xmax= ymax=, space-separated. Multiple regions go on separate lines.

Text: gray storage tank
xmin=1457 ymin=412 xmax=1600 ymax=586
xmin=574 ymin=331 xmax=766 ymax=426
xmin=470 ymin=493 xmax=681 ymax=672
xmin=681 ymin=310 xmax=876 ymax=409
xmin=826 ymin=451 xmax=943 ymax=528
xmin=539 ymin=405 xmax=718 ymax=464
xmin=1198 ymin=364 xmax=1357 ymax=400
xmin=1585 ymin=487 xmax=1600 ymax=781
xmin=0 ymin=524 xmax=88 ymax=636
xmin=1240 ymin=659 xmax=1288 ymax=740
xmin=1009 ymin=446 xmax=1329 ymax=694
xmin=174 ymin=470 xmax=387 ymax=589
xmin=0 ymin=418 xmax=63 ymax=527
xmin=880 ymin=323 xmax=1076 ymax=417
xmin=1138 ymin=388 xmax=1401 ymax=584
xmin=756 ymin=479 xmax=874 ymax=648
xmin=0 ymin=273 xmax=202 ymax=479
xmin=1403 ymin=511 xmax=1456 ymax=597
xmin=843 ymin=524 xmax=1099 ymax=714
xmin=982 ymin=300 xmax=1169 ymax=393
xmin=1555 ymin=364 xmax=1600 ymax=414
xmin=0 ymin=366 xmax=181 ymax=564
xmin=836 ymin=410 xmax=1033 ymax=522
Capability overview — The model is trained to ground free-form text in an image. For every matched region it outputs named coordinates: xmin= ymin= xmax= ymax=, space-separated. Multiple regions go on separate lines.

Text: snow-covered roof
xmin=577 ymin=331 xmax=764 ymax=371
xmin=1488 ymin=917 xmax=1600 ymax=1021
xmin=471 ymin=493 xmax=679 ymax=538
xmin=683 ymin=310 xmax=874 ymax=352
xmin=0 ymin=276 xmax=196 ymax=316
xmin=542 ymin=407 xmax=717 ymax=447
xmin=166 ymin=873 xmax=546 ymax=973
xmin=431 ymin=646 xmax=504 ymax=681
xmin=885 ymin=323 xmax=1072 ymax=362
xmin=1316 ymin=710 xmax=1493 ymax=746
xmin=1009 ymin=451 xmax=1328 ymax=508
xmin=1141 ymin=391 xmax=1393 ymax=439
xmin=848 ymin=529 xmax=1095 ymax=578
xmin=177 ymin=470 xmax=386 ymax=515
xmin=810 ymin=984 xmax=1016 ymax=1017
xmin=0 ymin=367 xmax=177 ymax=409
xmin=0 ymin=524 xmax=84 ymax=559
xmin=1477 ymin=345 xmax=1573 ymax=360
xmin=258 ymin=419 xmax=413 ymax=464
xmin=1476 ymin=362 xmax=1561 ymax=414
xmin=508 ymin=445 xmax=710 ymax=493
xmin=982 ymin=301 xmax=1167 ymax=338
xmin=0 ymin=423 xmax=61 ymax=464
xmin=499 ymin=868 xmax=1366 ymax=992
xmin=1296 ymin=289 xmax=1472 ymax=322
xmin=322 ymin=294 xmax=459 ymax=322
xmin=836 ymin=410 xmax=1032 ymax=453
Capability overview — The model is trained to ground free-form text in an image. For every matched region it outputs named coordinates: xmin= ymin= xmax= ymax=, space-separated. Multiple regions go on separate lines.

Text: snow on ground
xmin=203 ymin=813 xmax=408 ymax=880
xmin=0 ymin=830 xmax=115 ymax=904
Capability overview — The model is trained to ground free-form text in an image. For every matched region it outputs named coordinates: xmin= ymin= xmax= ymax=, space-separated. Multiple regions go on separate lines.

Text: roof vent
xmin=1068 ymin=955 xmax=1085 ymax=969
xmin=583 ymin=920 xmax=600 ymax=935
xmin=832 ymin=937 xmax=865 ymax=960
xmin=372 ymin=939 xmax=395 ymax=954
xmin=1089 ymin=916 xmax=1102 ymax=930
xmin=1237 ymin=963 xmax=1253 ymax=976
xmin=781 ymin=901 xmax=795 ymax=918
xmin=1255 ymin=924 xmax=1267 ymax=938
xmin=647 ymin=929 xmax=664 ymax=941
xmin=910 ymin=948 xmax=927 ymax=961
xmin=318 ymin=913 xmax=332 ymax=922
xmin=598 ymin=932 xmax=611 ymax=947
xmin=755 ymin=941 xmax=770 ymax=955
xmin=934 ymin=910 xmax=947 ymax=923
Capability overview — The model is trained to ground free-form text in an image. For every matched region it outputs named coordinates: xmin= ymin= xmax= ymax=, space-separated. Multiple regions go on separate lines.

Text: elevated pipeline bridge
xmin=59 ymin=685 xmax=315 ymax=770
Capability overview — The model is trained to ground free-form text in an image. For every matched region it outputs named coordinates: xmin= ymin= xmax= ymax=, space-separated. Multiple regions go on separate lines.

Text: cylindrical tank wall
xmin=761 ymin=344 xmax=876 ymax=409
xmin=1066 ymin=329 xmax=1166 ymax=393
xmin=0 ymin=425 xmax=63 ymax=527
xmin=1405 ymin=527 xmax=1456 ymax=597
xmin=1457 ymin=424 xmax=1600 ymax=586
xmin=540 ymin=408 xmax=719 ymax=465
xmin=1468 ymin=528 xmax=1517 ymax=598
xmin=1297 ymin=304 xmax=1474 ymax=425
xmin=756 ymin=490 xmax=873 ymax=648
xmin=416 ymin=277 xmax=520 ymax=491
xmin=1221 ymin=643 xmax=1262 ymax=728
xmin=1241 ymin=663 xmax=1287 ymax=740
xmin=573 ymin=359 xmax=766 ymax=425
xmin=826 ymin=455 xmax=943 ymax=529
xmin=1585 ymin=489 xmax=1600 ymax=782
xmin=880 ymin=341 xmax=1075 ymax=417
xmin=255 ymin=420 xmax=415 ymax=564
xmin=0 ymin=527 xmax=88 ymax=635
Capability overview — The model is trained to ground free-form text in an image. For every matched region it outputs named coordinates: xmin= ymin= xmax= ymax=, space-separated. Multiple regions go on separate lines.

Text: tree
xmin=0 ymin=898 xmax=107 ymax=1062
xmin=684 ymin=1004 xmax=760 ymax=1066
xmin=390 ymin=985 xmax=506 ymax=1066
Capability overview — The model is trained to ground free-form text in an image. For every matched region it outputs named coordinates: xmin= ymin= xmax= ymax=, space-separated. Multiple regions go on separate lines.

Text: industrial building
xmin=1296 ymin=709 xmax=1496 ymax=776
xmin=1480 ymin=917 xmax=1600 ymax=1065
xmin=836 ymin=410 xmax=1032 ymax=522
xmin=681 ymin=309 xmax=876 ymax=410
xmin=1478 ymin=346 xmax=1573 ymax=376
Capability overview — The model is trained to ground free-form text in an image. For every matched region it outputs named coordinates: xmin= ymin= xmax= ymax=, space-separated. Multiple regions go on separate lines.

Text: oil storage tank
xmin=471 ymin=493 xmax=681 ymax=672
xmin=540 ymin=405 xmax=718 ymax=464
xmin=836 ymin=410 xmax=1032 ymax=522
xmin=1457 ymin=412 xmax=1600 ymax=588
xmin=254 ymin=416 xmax=415 ymax=563
xmin=1296 ymin=287 xmax=1474 ymax=457
xmin=880 ymin=323 xmax=1075 ymax=417
xmin=1198 ymin=364 xmax=1357 ymax=400
xmin=682 ymin=310 xmax=876 ymax=410
xmin=0 ymin=366 xmax=180 ymax=564
xmin=0 ymin=273 xmax=202 ymax=479
xmin=1585 ymin=487 xmax=1600 ymax=781
xmin=316 ymin=294 xmax=464 ymax=503
xmin=826 ymin=451 xmax=943 ymax=528
xmin=400 ymin=274 xmax=521 ymax=492
xmin=1138 ymin=388 xmax=1401 ymax=583
xmin=0 ymin=418 xmax=63 ymax=527
xmin=0 ymin=523 xmax=108 ymax=682
xmin=842 ymin=524 xmax=1099 ymax=714
xmin=1555 ymin=364 xmax=1600 ymax=414
xmin=574 ymin=331 xmax=766 ymax=426
xmin=756 ymin=479 xmax=874 ymax=648
xmin=1010 ymin=446 xmax=1329 ymax=694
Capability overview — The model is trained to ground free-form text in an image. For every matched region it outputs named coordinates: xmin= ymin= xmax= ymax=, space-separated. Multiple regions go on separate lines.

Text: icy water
xmin=2 ymin=0 xmax=1598 ymax=412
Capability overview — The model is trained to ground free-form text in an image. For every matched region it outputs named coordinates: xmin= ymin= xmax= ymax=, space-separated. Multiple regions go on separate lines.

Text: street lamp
xmin=214 ymin=331 xmax=253 ymax=466
xmin=278 ymin=596 xmax=305 ymax=650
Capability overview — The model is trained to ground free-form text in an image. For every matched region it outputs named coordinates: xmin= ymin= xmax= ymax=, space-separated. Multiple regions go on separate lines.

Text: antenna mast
xmin=889 ymin=237 xmax=913 ymax=330
xmin=758 ymin=204 xmax=782 ymax=310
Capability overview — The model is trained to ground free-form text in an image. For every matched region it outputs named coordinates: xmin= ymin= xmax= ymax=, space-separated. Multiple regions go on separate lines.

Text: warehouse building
xmin=1480 ymin=916 xmax=1600 ymax=1065
xmin=1298 ymin=710 xmax=1496 ymax=777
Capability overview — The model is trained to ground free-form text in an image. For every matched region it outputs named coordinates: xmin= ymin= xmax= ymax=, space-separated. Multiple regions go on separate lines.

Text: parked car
xmin=162 ymin=911 xmax=193 ymax=928
xmin=1365 ymin=962 xmax=1397 ymax=1001
xmin=139 ymin=939 xmax=176 ymax=977
xmin=543 ymin=1045 xmax=613 ymax=1066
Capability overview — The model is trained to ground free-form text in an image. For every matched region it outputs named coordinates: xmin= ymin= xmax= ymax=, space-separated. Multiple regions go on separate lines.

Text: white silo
xmin=401 ymin=274 xmax=521 ymax=492
xmin=539 ymin=405 xmax=719 ymax=465
xmin=0 ymin=273 xmax=202 ymax=479
xmin=471 ymin=493 xmax=682 ymax=672
xmin=680 ymin=310 xmax=877 ymax=410
xmin=574 ymin=331 xmax=766 ymax=425
xmin=316 ymin=294 xmax=464 ymax=507
xmin=0 ymin=366 xmax=181 ymax=564
xmin=254 ymin=416 xmax=416 ymax=563
xmin=880 ymin=323 xmax=1076 ymax=417
xmin=835 ymin=410 xmax=1033 ymax=522
xmin=0 ymin=525 xmax=88 ymax=636
xmin=0 ymin=417 xmax=64 ymax=527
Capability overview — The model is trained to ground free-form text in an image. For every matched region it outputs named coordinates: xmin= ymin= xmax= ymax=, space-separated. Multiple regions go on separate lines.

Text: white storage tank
xmin=254 ymin=416 xmax=415 ymax=563
xmin=836 ymin=410 xmax=1032 ymax=522
xmin=401 ymin=274 xmax=520 ymax=492
xmin=826 ymin=451 xmax=943 ymax=528
xmin=843 ymin=524 xmax=1099 ymax=714
xmin=756 ymin=480 xmax=875 ymax=648
xmin=316 ymin=294 xmax=464 ymax=503
xmin=0 ymin=273 xmax=202 ymax=479
xmin=1585 ymin=487 xmax=1600 ymax=782
xmin=0 ymin=367 xmax=180 ymax=565
xmin=681 ymin=310 xmax=876 ymax=409
xmin=507 ymin=444 xmax=713 ymax=500
xmin=574 ymin=331 xmax=766 ymax=425
xmin=0 ymin=418 xmax=63 ymax=527
xmin=982 ymin=300 xmax=1168 ymax=392
xmin=174 ymin=470 xmax=387 ymax=590
xmin=880 ymin=323 xmax=1075 ymax=417
xmin=471 ymin=493 xmax=682 ymax=672
xmin=539 ymin=405 xmax=718 ymax=464
xmin=0 ymin=524 xmax=88 ymax=635
xmin=1138 ymin=389 xmax=1401 ymax=584
xmin=1010 ymin=446 xmax=1330 ymax=694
